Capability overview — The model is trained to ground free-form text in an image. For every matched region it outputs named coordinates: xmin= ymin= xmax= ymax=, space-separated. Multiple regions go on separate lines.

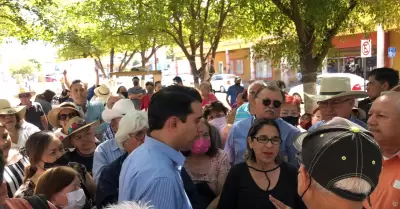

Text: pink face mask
xmin=191 ymin=137 xmax=211 ymax=154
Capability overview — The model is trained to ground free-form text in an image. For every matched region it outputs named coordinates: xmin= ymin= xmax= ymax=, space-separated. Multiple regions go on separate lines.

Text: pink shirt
xmin=202 ymin=94 xmax=218 ymax=107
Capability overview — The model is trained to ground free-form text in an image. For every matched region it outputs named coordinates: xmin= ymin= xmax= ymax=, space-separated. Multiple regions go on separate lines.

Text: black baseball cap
xmin=173 ymin=76 xmax=183 ymax=83
xmin=294 ymin=117 xmax=382 ymax=202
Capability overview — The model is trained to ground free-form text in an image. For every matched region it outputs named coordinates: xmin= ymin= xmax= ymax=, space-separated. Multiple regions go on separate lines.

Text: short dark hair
xmin=368 ymin=67 xmax=399 ymax=89
xmin=203 ymin=101 xmax=228 ymax=120
xmin=275 ymin=80 xmax=286 ymax=89
xmin=132 ymin=76 xmax=139 ymax=80
xmin=255 ymin=83 xmax=286 ymax=102
xmin=245 ymin=119 xmax=281 ymax=163
xmin=148 ymin=86 xmax=202 ymax=132
xmin=173 ymin=76 xmax=183 ymax=83
xmin=70 ymin=80 xmax=84 ymax=89
xmin=182 ymin=120 xmax=219 ymax=157
xmin=145 ymin=82 xmax=154 ymax=87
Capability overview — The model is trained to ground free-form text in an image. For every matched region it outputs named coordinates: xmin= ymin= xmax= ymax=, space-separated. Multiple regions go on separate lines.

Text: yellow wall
xmin=213 ymin=48 xmax=252 ymax=82
xmin=389 ymin=30 xmax=400 ymax=70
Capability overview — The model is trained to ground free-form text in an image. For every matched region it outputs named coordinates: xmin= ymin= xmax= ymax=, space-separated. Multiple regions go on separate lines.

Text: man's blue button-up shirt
xmin=119 ymin=136 xmax=192 ymax=209
xmin=308 ymin=116 xmax=367 ymax=131
xmin=93 ymin=138 xmax=125 ymax=184
xmin=224 ymin=117 xmax=301 ymax=165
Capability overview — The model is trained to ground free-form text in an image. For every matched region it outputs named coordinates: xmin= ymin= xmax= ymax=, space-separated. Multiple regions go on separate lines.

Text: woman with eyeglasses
xmin=48 ymin=102 xmax=84 ymax=141
xmin=218 ymin=119 xmax=305 ymax=209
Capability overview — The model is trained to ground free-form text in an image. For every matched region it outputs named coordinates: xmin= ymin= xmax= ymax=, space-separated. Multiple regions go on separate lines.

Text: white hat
xmin=102 ymin=99 xmax=135 ymax=123
xmin=94 ymin=84 xmax=111 ymax=102
xmin=0 ymin=99 xmax=26 ymax=119
xmin=306 ymin=77 xmax=368 ymax=102
xmin=115 ymin=110 xmax=148 ymax=151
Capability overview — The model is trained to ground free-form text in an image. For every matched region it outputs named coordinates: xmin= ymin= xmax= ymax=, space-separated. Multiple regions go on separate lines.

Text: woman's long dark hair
xmin=23 ymin=131 xmax=55 ymax=182
xmin=245 ymin=119 xmax=282 ymax=163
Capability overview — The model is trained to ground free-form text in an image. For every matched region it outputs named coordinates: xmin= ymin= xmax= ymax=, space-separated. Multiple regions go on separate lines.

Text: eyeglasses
xmin=261 ymin=98 xmax=282 ymax=108
xmin=18 ymin=93 xmax=30 ymax=98
xmin=58 ymin=112 xmax=79 ymax=121
xmin=253 ymin=136 xmax=281 ymax=145
xmin=129 ymin=130 xmax=146 ymax=141
xmin=317 ymin=99 xmax=351 ymax=108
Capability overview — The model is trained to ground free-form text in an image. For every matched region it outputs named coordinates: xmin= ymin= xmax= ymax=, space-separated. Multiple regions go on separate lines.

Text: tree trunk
xmin=119 ymin=52 xmax=135 ymax=72
xmin=188 ymin=56 xmax=199 ymax=88
xmin=140 ymin=51 xmax=147 ymax=68
xmin=110 ymin=48 xmax=115 ymax=73
xmin=300 ymin=55 xmax=318 ymax=114
xmin=94 ymin=58 xmax=106 ymax=77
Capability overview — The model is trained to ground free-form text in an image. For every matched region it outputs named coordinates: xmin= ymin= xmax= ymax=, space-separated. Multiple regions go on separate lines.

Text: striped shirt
xmin=4 ymin=154 xmax=30 ymax=197
xmin=119 ymin=136 xmax=192 ymax=209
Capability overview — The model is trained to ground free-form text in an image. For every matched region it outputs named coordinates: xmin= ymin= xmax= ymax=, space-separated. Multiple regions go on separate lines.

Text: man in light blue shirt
xmin=307 ymin=76 xmax=368 ymax=131
xmin=69 ymin=80 xmax=107 ymax=140
xmin=119 ymin=86 xmax=204 ymax=209
xmin=234 ymin=81 xmax=265 ymax=123
xmin=225 ymin=84 xmax=301 ymax=165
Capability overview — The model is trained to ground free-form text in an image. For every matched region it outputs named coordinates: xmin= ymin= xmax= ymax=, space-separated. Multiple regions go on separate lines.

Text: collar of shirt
xmin=144 ymin=136 xmax=185 ymax=169
xmin=110 ymin=137 xmax=120 ymax=151
xmin=383 ymin=150 xmax=400 ymax=161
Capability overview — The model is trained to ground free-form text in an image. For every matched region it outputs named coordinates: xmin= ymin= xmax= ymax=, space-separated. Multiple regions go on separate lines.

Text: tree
xmin=139 ymin=0 xmax=242 ymax=85
xmin=249 ymin=0 xmax=400 ymax=112
xmin=9 ymin=62 xmax=34 ymax=77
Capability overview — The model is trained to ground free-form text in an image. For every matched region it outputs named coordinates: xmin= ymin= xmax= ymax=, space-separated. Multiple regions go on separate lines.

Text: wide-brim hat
xmin=15 ymin=87 xmax=36 ymax=98
xmin=62 ymin=116 xmax=100 ymax=148
xmin=102 ymin=99 xmax=135 ymax=123
xmin=0 ymin=99 xmax=26 ymax=119
xmin=47 ymin=102 xmax=84 ymax=128
xmin=305 ymin=77 xmax=368 ymax=102
xmin=94 ymin=84 xmax=111 ymax=99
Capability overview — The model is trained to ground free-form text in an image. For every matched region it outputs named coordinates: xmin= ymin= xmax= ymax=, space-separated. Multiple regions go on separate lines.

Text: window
xmin=256 ymin=60 xmax=272 ymax=79
xmin=229 ymin=60 xmax=234 ymax=74
xmin=218 ymin=62 xmax=224 ymax=73
xmin=235 ymin=60 xmax=244 ymax=74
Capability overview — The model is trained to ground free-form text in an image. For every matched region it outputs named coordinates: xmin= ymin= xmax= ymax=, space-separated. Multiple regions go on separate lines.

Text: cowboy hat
xmin=94 ymin=84 xmax=111 ymax=101
xmin=0 ymin=99 xmax=26 ymax=119
xmin=102 ymin=99 xmax=135 ymax=123
xmin=62 ymin=116 xmax=100 ymax=148
xmin=15 ymin=87 xmax=36 ymax=98
xmin=305 ymin=77 xmax=368 ymax=102
xmin=47 ymin=102 xmax=84 ymax=129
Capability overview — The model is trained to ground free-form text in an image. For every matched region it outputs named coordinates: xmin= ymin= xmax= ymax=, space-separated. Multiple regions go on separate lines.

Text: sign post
xmin=361 ymin=39 xmax=372 ymax=89
xmin=388 ymin=47 xmax=396 ymax=68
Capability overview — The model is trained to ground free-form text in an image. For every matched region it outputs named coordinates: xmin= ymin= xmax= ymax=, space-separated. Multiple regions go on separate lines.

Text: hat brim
xmin=352 ymin=107 xmax=367 ymax=120
xmin=0 ymin=106 xmax=26 ymax=119
xmin=305 ymin=91 xmax=368 ymax=102
xmin=293 ymin=132 xmax=309 ymax=153
xmin=48 ymin=107 xmax=84 ymax=129
xmin=15 ymin=92 xmax=36 ymax=98
xmin=63 ymin=120 xmax=100 ymax=148
xmin=102 ymin=109 xmax=124 ymax=123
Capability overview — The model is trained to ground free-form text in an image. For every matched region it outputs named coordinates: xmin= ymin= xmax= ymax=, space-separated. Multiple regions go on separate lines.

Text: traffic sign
xmin=389 ymin=47 xmax=396 ymax=58
xmin=361 ymin=39 xmax=372 ymax=58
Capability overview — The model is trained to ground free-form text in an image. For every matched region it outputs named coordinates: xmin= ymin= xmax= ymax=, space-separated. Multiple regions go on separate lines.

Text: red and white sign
xmin=361 ymin=39 xmax=372 ymax=58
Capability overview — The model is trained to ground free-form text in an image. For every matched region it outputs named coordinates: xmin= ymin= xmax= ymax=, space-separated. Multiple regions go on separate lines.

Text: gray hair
xmin=115 ymin=110 xmax=149 ymax=151
xmin=315 ymin=177 xmax=372 ymax=200
xmin=104 ymin=201 xmax=153 ymax=209
xmin=248 ymin=80 xmax=266 ymax=93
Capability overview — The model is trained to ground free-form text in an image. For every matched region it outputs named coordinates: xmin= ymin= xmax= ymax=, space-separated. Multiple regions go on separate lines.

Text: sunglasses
xmin=19 ymin=93 xmax=31 ymax=98
xmin=58 ymin=112 xmax=79 ymax=121
xmin=261 ymin=98 xmax=282 ymax=108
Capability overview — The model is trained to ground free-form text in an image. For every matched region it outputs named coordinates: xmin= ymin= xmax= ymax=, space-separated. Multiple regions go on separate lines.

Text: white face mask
xmin=64 ymin=188 xmax=86 ymax=209
xmin=209 ymin=117 xmax=227 ymax=132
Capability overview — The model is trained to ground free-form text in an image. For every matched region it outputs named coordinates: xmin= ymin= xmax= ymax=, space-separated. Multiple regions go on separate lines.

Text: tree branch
xmin=314 ymin=0 xmax=357 ymax=65
xmin=271 ymin=0 xmax=293 ymax=18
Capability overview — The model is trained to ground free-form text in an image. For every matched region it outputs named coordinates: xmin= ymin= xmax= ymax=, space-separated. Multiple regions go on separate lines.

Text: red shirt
xmin=140 ymin=94 xmax=153 ymax=111
xmin=202 ymin=93 xmax=218 ymax=107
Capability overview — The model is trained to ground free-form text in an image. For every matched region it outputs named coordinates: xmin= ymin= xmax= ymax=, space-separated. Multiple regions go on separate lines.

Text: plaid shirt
xmin=103 ymin=124 xmax=115 ymax=141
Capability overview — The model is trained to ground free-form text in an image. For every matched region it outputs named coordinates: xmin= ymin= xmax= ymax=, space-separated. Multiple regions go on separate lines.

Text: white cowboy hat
xmin=94 ymin=84 xmax=111 ymax=101
xmin=102 ymin=99 xmax=135 ymax=123
xmin=0 ymin=99 xmax=26 ymax=119
xmin=47 ymin=102 xmax=84 ymax=128
xmin=305 ymin=77 xmax=368 ymax=102
xmin=15 ymin=87 xmax=36 ymax=98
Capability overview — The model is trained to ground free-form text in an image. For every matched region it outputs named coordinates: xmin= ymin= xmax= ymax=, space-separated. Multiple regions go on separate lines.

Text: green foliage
xmin=9 ymin=62 xmax=35 ymax=77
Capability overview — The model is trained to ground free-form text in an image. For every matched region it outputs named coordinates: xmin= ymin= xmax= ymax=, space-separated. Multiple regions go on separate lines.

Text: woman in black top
xmin=218 ymin=119 xmax=306 ymax=209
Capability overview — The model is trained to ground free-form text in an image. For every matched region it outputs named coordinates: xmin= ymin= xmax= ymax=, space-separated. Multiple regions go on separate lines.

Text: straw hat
xmin=0 ymin=99 xmax=26 ymax=119
xmin=15 ymin=87 xmax=36 ymax=98
xmin=94 ymin=84 xmax=111 ymax=101
xmin=305 ymin=77 xmax=368 ymax=102
xmin=102 ymin=99 xmax=135 ymax=123
xmin=62 ymin=117 xmax=100 ymax=148
xmin=47 ymin=102 xmax=84 ymax=128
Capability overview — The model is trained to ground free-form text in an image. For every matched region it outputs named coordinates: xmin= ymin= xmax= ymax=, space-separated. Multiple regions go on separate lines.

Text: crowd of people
xmin=0 ymin=67 xmax=398 ymax=209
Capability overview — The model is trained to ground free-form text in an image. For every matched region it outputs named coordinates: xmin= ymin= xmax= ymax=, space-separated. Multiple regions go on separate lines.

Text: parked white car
xmin=288 ymin=73 xmax=368 ymax=102
xmin=210 ymin=74 xmax=241 ymax=92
